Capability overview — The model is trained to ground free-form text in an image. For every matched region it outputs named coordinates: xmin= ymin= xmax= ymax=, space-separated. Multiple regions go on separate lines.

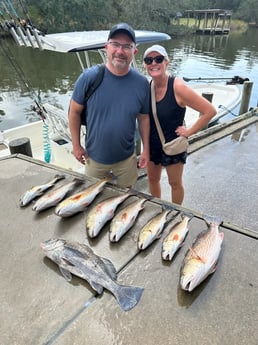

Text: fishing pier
xmin=186 ymin=9 xmax=232 ymax=35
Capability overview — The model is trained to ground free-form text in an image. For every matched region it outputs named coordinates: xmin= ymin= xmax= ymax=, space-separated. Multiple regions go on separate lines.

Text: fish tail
xmin=203 ymin=214 xmax=222 ymax=226
xmin=114 ymin=285 xmax=144 ymax=311
xmin=104 ymin=171 xmax=118 ymax=185
xmin=182 ymin=212 xmax=194 ymax=220
xmin=54 ymin=174 xmax=66 ymax=182
xmin=130 ymin=189 xmax=152 ymax=201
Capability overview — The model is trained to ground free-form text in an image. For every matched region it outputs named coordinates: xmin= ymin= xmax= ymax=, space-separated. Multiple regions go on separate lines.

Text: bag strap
xmin=151 ymin=81 xmax=166 ymax=144
xmin=85 ymin=63 xmax=105 ymax=101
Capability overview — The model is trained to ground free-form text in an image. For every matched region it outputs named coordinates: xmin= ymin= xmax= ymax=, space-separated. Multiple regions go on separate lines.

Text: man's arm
xmin=68 ymin=99 xmax=88 ymax=164
xmin=137 ymin=114 xmax=150 ymax=168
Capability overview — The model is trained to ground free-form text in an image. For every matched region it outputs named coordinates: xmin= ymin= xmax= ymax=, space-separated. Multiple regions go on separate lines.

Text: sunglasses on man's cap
xmin=144 ymin=55 xmax=165 ymax=65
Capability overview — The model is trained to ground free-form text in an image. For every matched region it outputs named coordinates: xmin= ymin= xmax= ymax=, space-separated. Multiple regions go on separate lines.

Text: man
xmin=69 ymin=23 xmax=150 ymax=188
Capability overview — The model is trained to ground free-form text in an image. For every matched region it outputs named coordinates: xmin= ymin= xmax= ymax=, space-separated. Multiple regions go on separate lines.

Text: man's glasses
xmin=108 ymin=41 xmax=134 ymax=51
xmin=144 ymin=55 xmax=165 ymax=65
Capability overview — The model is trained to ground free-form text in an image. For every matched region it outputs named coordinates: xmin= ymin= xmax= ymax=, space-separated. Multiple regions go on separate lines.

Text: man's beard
xmin=111 ymin=56 xmax=128 ymax=69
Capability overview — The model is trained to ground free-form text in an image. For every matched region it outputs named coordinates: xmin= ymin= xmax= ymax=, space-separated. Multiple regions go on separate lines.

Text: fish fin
xmin=89 ymin=280 xmax=104 ymax=295
xmin=114 ymin=285 xmax=144 ymax=311
xmin=100 ymin=257 xmax=117 ymax=280
xmin=59 ymin=266 xmax=72 ymax=281
xmin=210 ymin=263 xmax=217 ymax=274
xmin=203 ymin=214 xmax=222 ymax=226
xmin=189 ymin=247 xmax=206 ymax=263
xmin=181 ymin=212 xmax=194 ymax=221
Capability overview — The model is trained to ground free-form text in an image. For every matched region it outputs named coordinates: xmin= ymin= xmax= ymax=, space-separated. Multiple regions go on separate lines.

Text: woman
xmin=143 ymin=45 xmax=216 ymax=204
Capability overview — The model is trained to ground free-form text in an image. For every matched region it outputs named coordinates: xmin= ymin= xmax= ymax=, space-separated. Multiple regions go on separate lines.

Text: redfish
xmin=180 ymin=216 xmax=224 ymax=292
xmin=162 ymin=214 xmax=192 ymax=261
xmin=32 ymin=178 xmax=83 ymax=212
xmin=19 ymin=174 xmax=65 ymax=207
xmin=55 ymin=179 xmax=107 ymax=217
xmin=138 ymin=209 xmax=170 ymax=250
xmin=86 ymin=192 xmax=132 ymax=238
xmin=109 ymin=198 xmax=146 ymax=242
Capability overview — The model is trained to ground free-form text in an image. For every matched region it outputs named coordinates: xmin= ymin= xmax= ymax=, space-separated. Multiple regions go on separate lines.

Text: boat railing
xmin=42 ymin=103 xmax=85 ymax=144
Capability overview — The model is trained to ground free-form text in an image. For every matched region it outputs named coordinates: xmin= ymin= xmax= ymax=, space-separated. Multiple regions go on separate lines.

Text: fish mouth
xmin=109 ymin=233 xmax=117 ymax=242
xmin=138 ymin=242 xmax=145 ymax=250
xmin=180 ymin=276 xmax=194 ymax=292
xmin=162 ymin=252 xmax=171 ymax=261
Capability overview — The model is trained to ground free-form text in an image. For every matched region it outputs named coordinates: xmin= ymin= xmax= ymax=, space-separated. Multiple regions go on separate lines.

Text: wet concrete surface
xmin=135 ymin=122 xmax=258 ymax=232
xmin=0 ymin=123 xmax=258 ymax=345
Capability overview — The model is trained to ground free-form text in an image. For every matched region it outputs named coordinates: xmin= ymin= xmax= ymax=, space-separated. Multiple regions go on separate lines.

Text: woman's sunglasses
xmin=144 ymin=55 xmax=165 ymax=65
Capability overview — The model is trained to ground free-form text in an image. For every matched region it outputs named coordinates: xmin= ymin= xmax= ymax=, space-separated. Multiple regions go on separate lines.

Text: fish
xmin=19 ymin=174 xmax=66 ymax=207
xmin=138 ymin=209 xmax=170 ymax=250
xmin=86 ymin=192 xmax=132 ymax=238
xmin=110 ymin=198 xmax=146 ymax=242
xmin=55 ymin=178 xmax=108 ymax=217
xmin=162 ymin=213 xmax=192 ymax=261
xmin=40 ymin=238 xmax=144 ymax=311
xmin=180 ymin=215 xmax=224 ymax=292
xmin=32 ymin=178 xmax=83 ymax=212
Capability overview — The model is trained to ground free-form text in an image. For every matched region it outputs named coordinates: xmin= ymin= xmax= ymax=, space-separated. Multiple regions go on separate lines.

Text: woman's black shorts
xmin=150 ymin=147 xmax=187 ymax=166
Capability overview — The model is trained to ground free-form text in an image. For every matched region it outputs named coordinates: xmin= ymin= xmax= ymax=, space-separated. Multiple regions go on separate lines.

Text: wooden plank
xmin=188 ymin=108 xmax=258 ymax=154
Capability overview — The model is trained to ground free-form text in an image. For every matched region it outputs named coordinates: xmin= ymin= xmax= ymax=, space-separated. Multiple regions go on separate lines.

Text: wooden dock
xmin=188 ymin=107 xmax=258 ymax=154
xmin=186 ymin=9 xmax=232 ymax=35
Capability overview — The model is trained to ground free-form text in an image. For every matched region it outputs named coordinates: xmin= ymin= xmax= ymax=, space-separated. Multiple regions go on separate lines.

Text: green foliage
xmin=7 ymin=0 xmax=258 ymax=34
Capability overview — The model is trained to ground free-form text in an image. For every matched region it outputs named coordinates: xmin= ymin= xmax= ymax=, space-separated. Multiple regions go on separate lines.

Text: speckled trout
xmin=55 ymin=179 xmax=108 ymax=217
xmin=19 ymin=174 xmax=65 ymax=207
xmin=138 ymin=209 xmax=170 ymax=250
xmin=40 ymin=238 xmax=144 ymax=311
xmin=32 ymin=178 xmax=83 ymax=212
xmin=86 ymin=192 xmax=132 ymax=238
xmin=180 ymin=216 xmax=224 ymax=292
xmin=110 ymin=198 xmax=146 ymax=242
xmin=162 ymin=214 xmax=192 ymax=261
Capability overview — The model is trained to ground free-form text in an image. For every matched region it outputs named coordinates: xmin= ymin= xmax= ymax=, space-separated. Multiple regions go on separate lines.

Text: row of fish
xmin=19 ymin=174 xmax=174 ymax=249
xmin=20 ymin=174 xmax=224 ymax=294
xmin=40 ymin=215 xmax=224 ymax=303
xmin=86 ymin=196 xmax=224 ymax=293
xmin=19 ymin=174 xmax=110 ymax=216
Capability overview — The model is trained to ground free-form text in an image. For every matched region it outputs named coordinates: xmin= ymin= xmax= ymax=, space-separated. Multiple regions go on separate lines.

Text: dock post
xmin=9 ymin=137 xmax=33 ymax=157
xmin=239 ymin=81 xmax=253 ymax=115
xmin=202 ymin=92 xmax=213 ymax=103
xmin=200 ymin=93 xmax=213 ymax=129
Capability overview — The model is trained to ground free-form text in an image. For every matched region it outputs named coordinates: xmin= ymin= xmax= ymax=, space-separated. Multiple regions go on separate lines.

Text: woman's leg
xmin=147 ymin=161 xmax=162 ymax=198
xmin=165 ymin=162 xmax=184 ymax=204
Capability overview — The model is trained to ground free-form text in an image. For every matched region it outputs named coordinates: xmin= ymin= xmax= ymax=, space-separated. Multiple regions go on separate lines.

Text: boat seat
xmin=43 ymin=103 xmax=86 ymax=143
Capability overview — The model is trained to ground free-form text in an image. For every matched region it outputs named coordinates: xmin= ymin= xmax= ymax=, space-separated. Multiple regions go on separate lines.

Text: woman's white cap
xmin=143 ymin=45 xmax=168 ymax=58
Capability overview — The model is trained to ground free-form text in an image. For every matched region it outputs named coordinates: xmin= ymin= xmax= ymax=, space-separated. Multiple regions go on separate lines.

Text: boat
xmin=0 ymin=23 xmax=244 ymax=174
xmin=0 ymin=27 xmax=171 ymax=173
xmin=185 ymin=81 xmax=243 ymax=128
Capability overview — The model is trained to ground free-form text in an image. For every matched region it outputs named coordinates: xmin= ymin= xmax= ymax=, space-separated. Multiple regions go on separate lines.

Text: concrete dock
xmin=0 ymin=122 xmax=258 ymax=345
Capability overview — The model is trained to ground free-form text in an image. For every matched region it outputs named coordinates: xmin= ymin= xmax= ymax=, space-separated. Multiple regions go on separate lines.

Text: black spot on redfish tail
xmin=114 ymin=285 xmax=144 ymax=311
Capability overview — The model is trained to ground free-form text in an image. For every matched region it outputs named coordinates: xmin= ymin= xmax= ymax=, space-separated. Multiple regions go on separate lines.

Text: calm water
xmin=1 ymin=28 xmax=258 ymax=131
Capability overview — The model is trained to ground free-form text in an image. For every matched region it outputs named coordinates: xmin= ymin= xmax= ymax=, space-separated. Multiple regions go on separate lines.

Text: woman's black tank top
xmin=150 ymin=76 xmax=186 ymax=148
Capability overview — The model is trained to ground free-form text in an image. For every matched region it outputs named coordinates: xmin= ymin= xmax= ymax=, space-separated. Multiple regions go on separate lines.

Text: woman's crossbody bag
xmin=150 ymin=81 xmax=188 ymax=156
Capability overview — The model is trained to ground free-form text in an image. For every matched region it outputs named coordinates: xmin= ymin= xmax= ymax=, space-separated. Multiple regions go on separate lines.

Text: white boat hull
xmin=0 ymin=120 xmax=85 ymax=174
xmin=185 ymin=83 xmax=242 ymax=127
